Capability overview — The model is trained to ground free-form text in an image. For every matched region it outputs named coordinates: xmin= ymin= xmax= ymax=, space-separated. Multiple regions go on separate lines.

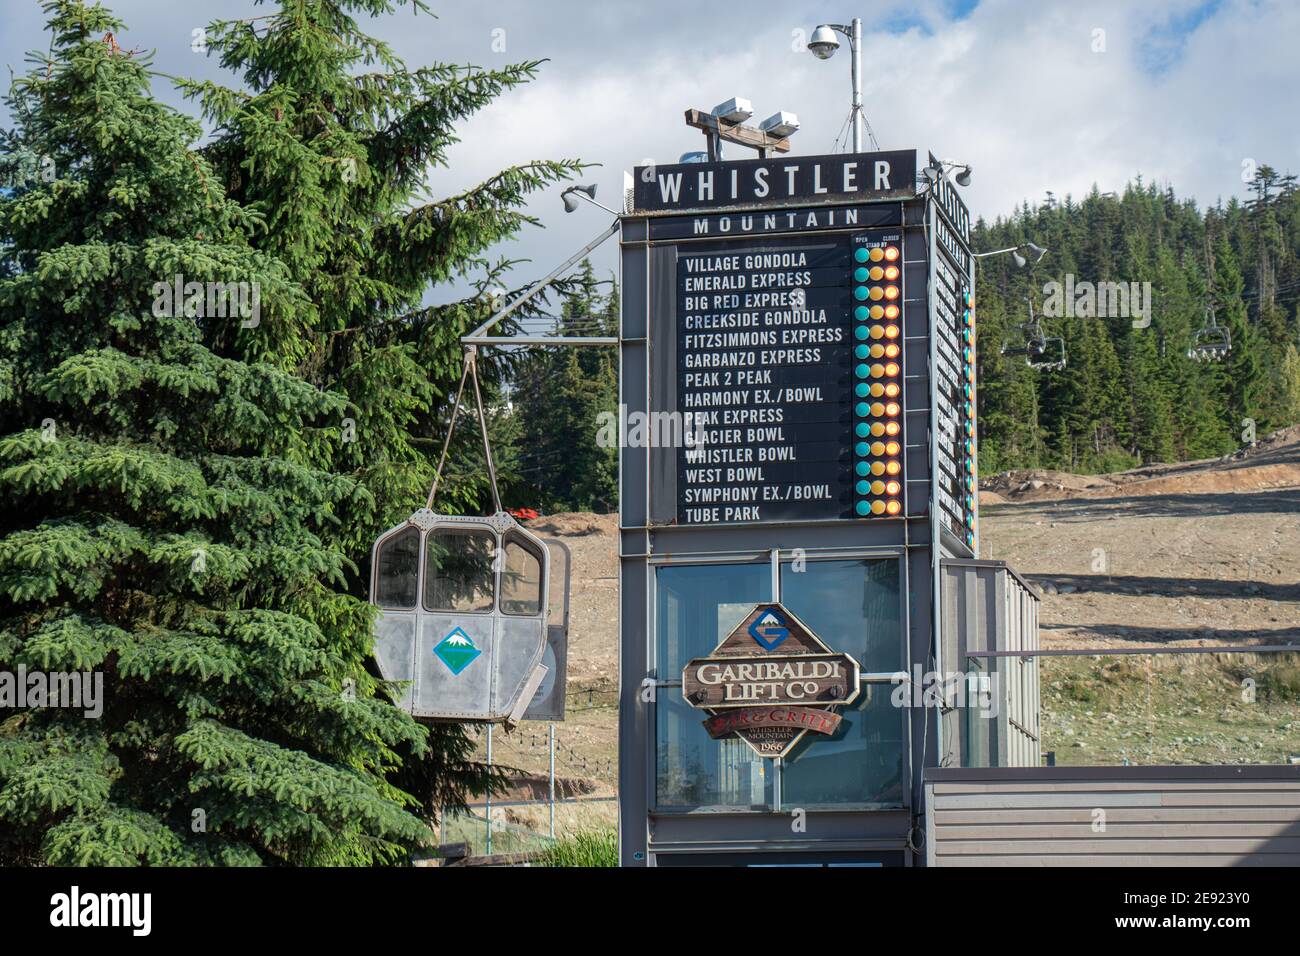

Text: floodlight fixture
xmin=560 ymin=183 xmax=617 ymax=216
xmin=712 ymin=97 xmax=754 ymax=124
xmin=759 ymin=111 xmax=800 ymax=138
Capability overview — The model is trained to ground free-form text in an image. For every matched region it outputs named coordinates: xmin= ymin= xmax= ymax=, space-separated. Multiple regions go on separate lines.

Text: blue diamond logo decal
xmin=433 ymin=627 xmax=481 ymax=675
xmin=748 ymin=609 xmax=789 ymax=650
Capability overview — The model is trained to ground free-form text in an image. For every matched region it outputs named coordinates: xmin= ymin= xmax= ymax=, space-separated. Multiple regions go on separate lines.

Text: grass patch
xmin=1041 ymin=653 xmax=1300 ymax=766
xmin=536 ymin=828 xmax=617 ymax=867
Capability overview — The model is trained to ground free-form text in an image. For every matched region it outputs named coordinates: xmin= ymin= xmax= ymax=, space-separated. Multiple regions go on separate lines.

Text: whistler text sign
xmin=681 ymin=603 xmax=860 ymax=758
xmin=634 ymin=150 xmax=917 ymax=213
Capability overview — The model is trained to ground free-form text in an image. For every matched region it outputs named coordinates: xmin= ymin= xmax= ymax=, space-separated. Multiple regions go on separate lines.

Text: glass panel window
xmin=657 ymin=692 xmax=774 ymax=809
xmin=375 ymin=527 xmax=419 ymax=609
xmin=655 ymin=562 xmax=771 ymax=676
xmin=424 ymin=528 xmax=495 ymax=612
xmin=780 ymin=683 xmax=905 ymax=808
xmin=500 ymin=534 xmax=543 ymax=616
xmin=780 ymin=558 xmax=901 ymax=673
xmin=655 ymin=562 xmax=771 ymax=809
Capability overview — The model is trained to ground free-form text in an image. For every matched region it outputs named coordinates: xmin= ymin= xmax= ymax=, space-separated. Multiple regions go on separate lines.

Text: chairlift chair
xmin=368 ymin=347 xmax=569 ymax=726
xmin=1028 ymin=335 xmax=1067 ymax=370
xmin=1187 ymin=304 xmax=1231 ymax=362
xmin=1000 ymin=297 xmax=1067 ymax=370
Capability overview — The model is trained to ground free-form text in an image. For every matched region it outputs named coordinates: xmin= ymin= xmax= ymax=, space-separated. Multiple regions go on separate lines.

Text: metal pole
xmin=850 ymin=17 xmax=863 ymax=153
xmin=485 ymin=724 xmax=493 ymax=855
xmin=548 ymin=723 xmax=556 ymax=839
xmin=462 ymin=220 xmax=620 ymax=344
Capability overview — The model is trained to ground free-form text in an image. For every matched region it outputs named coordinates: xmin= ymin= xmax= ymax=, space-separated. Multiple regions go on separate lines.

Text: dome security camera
xmin=807 ymin=24 xmax=840 ymax=60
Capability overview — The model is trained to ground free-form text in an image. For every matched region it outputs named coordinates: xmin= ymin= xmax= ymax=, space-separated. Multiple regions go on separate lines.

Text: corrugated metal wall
xmin=939 ymin=560 xmax=1040 ymax=768
xmin=926 ymin=767 xmax=1300 ymax=865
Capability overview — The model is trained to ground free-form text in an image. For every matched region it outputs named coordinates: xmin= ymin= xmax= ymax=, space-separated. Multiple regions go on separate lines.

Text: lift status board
xmin=677 ymin=229 xmax=905 ymax=525
xmin=929 ymin=168 xmax=978 ymax=552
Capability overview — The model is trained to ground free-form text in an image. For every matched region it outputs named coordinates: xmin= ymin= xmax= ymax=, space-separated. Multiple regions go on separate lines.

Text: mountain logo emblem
xmin=748 ymin=609 xmax=789 ymax=650
xmin=433 ymin=627 xmax=481 ymax=675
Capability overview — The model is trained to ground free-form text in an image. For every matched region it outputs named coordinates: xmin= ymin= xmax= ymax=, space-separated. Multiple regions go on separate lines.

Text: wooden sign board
xmin=681 ymin=603 xmax=860 ymax=758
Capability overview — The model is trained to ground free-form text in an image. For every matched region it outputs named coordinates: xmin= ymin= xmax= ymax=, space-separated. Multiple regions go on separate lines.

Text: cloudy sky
xmin=3 ymin=0 xmax=1297 ymax=301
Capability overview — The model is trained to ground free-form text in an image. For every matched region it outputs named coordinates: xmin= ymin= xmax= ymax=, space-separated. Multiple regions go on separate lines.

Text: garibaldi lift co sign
xmin=681 ymin=603 xmax=861 ymax=758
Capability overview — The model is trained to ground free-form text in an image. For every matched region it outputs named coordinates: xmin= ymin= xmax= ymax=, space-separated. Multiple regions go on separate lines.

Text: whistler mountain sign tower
xmin=617 ymin=143 xmax=986 ymax=866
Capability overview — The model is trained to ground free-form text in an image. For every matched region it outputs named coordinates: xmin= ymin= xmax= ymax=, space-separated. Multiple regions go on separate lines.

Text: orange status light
xmin=885 ymin=460 xmax=902 ymax=475
xmin=885 ymin=480 xmax=901 ymax=496
xmin=885 ymin=402 xmax=900 ymax=416
xmin=885 ymin=499 xmax=902 ymax=515
xmin=884 ymin=362 xmax=900 ymax=377
xmin=884 ymin=304 xmax=900 ymax=319
xmin=885 ymin=421 xmax=901 ymax=437
xmin=884 ymin=246 xmax=900 ymax=262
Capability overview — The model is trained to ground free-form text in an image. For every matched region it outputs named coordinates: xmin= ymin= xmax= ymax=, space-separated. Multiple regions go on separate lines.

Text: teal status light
xmin=855 ymin=382 xmax=869 ymax=398
xmin=855 ymin=344 xmax=870 ymax=359
xmin=854 ymin=363 xmax=869 ymax=379
xmin=855 ymin=500 xmax=871 ymax=516
xmin=855 ymin=441 xmax=870 ymax=457
xmin=855 ymin=305 xmax=869 ymax=321
xmin=855 ymin=422 xmax=870 ymax=438
xmin=854 ymin=267 xmax=869 ymax=282
xmin=855 ymin=325 xmax=869 ymax=341
xmin=854 ymin=286 xmax=868 ymax=301
xmin=854 ymin=401 xmax=870 ymax=417
xmin=856 ymin=480 xmax=871 ymax=496
xmin=854 ymin=247 xmax=869 ymax=263
xmin=855 ymin=461 xmax=870 ymax=477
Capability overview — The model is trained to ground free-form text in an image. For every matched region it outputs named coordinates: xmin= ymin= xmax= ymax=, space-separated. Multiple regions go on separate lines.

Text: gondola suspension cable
xmin=425 ymin=344 xmax=502 ymax=513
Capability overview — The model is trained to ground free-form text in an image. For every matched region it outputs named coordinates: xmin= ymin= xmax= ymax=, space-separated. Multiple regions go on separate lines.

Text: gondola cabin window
xmin=500 ymin=533 xmax=544 ymax=616
xmin=375 ymin=526 xmax=419 ymax=609
xmin=424 ymin=528 xmax=495 ymax=613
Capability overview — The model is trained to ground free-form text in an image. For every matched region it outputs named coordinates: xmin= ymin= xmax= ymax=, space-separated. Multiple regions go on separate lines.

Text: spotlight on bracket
xmin=712 ymin=97 xmax=754 ymax=124
xmin=759 ymin=111 xmax=800 ymax=138
xmin=561 ymin=183 xmax=598 ymax=213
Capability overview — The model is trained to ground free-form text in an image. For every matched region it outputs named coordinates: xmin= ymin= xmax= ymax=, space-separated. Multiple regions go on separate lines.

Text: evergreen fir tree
xmin=0 ymin=1 xmax=430 ymax=865
xmin=179 ymin=0 xmax=585 ymax=818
